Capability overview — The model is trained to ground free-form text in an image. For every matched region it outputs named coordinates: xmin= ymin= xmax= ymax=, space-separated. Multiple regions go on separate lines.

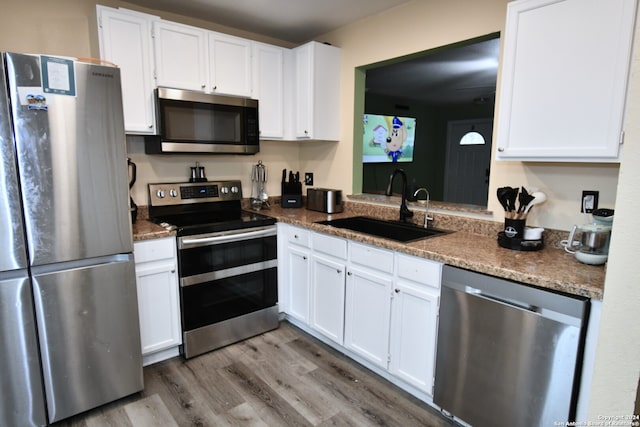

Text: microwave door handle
xmin=179 ymin=227 xmax=276 ymax=248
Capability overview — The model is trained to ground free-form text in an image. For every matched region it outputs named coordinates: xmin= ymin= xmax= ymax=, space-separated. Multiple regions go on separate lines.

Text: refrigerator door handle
xmin=30 ymin=254 xmax=133 ymax=276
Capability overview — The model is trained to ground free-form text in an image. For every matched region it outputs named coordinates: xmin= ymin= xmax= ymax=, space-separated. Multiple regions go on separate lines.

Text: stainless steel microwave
xmin=144 ymin=87 xmax=259 ymax=155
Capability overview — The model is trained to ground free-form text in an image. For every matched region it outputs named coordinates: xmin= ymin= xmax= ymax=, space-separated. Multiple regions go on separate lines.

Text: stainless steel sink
xmin=315 ymin=216 xmax=449 ymax=243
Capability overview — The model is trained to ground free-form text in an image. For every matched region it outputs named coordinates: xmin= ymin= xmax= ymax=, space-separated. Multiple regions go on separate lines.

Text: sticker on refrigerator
xmin=41 ymin=55 xmax=76 ymax=96
xmin=26 ymin=93 xmax=47 ymax=110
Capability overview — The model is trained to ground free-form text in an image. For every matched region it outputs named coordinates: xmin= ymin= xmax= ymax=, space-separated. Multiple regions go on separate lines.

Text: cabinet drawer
xmin=349 ymin=242 xmax=393 ymax=273
xmin=312 ymin=232 xmax=347 ymax=259
xmin=286 ymin=226 xmax=310 ymax=247
xmin=134 ymin=237 xmax=176 ymax=264
xmin=396 ymin=254 xmax=441 ymax=289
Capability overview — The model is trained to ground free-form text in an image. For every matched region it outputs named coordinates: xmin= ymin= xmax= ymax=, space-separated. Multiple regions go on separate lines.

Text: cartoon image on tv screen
xmin=363 ymin=114 xmax=416 ymax=163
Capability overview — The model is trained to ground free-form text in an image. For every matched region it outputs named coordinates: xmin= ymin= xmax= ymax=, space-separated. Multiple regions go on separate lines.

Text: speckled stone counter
xmin=131 ymin=199 xmax=604 ymax=299
xmin=255 ymin=201 xmax=605 ymax=300
xmin=131 ymin=206 xmax=175 ymax=241
xmin=132 ymin=219 xmax=174 ymax=241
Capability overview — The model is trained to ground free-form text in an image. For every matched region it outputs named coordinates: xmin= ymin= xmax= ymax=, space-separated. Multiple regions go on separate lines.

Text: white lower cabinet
xmin=279 ymin=224 xmax=311 ymax=323
xmin=310 ymin=232 xmax=347 ymax=345
xmin=133 ymin=237 xmax=182 ymax=366
xmin=344 ymin=263 xmax=393 ymax=368
xmin=287 ymin=245 xmax=311 ymax=322
xmin=389 ymin=279 xmax=440 ymax=395
xmin=390 ymin=254 xmax=441 ymax=396
xmin=278 ymin=224 xmax=442 ymax=400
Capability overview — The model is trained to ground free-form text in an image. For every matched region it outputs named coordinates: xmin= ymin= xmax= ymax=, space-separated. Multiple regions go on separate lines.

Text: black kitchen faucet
xmin=386 ymin=168 xmax=413 ymax=223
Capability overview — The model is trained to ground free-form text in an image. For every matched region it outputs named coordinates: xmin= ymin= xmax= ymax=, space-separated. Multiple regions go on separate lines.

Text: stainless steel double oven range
xmin=148 ymin=180 xmax=278 ymax=359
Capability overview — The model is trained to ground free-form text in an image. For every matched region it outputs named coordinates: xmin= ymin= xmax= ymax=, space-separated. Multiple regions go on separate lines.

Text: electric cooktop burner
xmin=147 ymin=180 xmax=276 ymax=236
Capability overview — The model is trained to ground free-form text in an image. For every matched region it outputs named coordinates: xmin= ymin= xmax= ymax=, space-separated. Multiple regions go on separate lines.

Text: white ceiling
xmin=365 ymin=36 xmax=500 ymax=106
xmin=124 ymin=0 xmax=411 ymax=44
xmin=124 ymin=0 xmax=499 ymax=106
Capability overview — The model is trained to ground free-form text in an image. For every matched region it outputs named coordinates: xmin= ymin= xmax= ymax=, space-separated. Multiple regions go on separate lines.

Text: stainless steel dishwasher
xmin=434 ymin=266 xmax=589 ymax=427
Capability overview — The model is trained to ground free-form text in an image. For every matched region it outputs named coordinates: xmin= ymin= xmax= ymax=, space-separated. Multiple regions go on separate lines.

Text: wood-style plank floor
xmin=53 ymin=321 xmax=455 ymax=426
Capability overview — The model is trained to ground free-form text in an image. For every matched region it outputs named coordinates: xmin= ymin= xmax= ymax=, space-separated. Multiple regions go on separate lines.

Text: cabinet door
xmin=287 ymin=245 xmax=311 ymax=323
xmin=153 ymin=20 xmax=208 ymax=91
xmin=294 ymin=43 xmax=313 ymax=139
xmin=208 ymin=32 xmax=252 ymax=96
xmin=97 ymin=6 xmax=156 ymax=134
xmin=389 ymin=280 xmax=440 ymax=395
xmin=135 ymin=261 xmax=181 ymax=356
xmin=293 ymin=42 xmax=341 ymax=141
xmin=344 ymin=265 xmax=392 ymax=368
xmin=310 ymin=254 xmax=346 ymax=345
xmin=495 ymin=0 xmax=636 ymax=162
xmin=252 ymin=42 xmax=285 ymax=139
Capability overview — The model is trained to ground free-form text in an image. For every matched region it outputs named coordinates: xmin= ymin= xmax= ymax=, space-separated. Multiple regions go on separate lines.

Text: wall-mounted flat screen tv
xmin=363 ymin=114 xmax=416 ymax=163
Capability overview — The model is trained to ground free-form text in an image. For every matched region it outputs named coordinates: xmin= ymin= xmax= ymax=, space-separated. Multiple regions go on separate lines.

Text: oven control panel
xmin=148 ymin=180 xmax=242 ymax=206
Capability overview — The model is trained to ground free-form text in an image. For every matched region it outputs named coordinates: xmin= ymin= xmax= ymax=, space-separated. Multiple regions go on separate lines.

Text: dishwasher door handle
xmin=465 ymin=286 xmax=537 ymax=313
xmin=461 ymin=285 xmax=581 ymax=326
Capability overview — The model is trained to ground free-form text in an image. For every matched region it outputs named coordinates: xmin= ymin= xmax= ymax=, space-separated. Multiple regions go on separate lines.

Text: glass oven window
xmin=179 ymin=235 xmax=276 ymax=278
xmin=181 ymin=268 xmax=277 ymax=330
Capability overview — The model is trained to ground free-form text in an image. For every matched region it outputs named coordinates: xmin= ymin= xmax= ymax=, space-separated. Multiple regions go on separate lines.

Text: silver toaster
xmin=307 ymin=188 xmax=343 ymax=213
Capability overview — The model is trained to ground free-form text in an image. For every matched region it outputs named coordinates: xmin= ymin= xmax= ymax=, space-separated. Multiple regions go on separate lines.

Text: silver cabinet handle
xmin=498 ymin=147 xmax=505 ymax=152
xmin=394 ymin=288 xmax=400 ymax=293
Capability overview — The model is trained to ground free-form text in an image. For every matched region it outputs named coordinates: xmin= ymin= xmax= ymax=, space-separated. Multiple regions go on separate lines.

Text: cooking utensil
xmin=524 ymin=191 xmax=547 ymax=214
xmin=518 ymin=187 xmax=535 ymax=213
xmin=506 ymin=187 xmax=519 ymax=213
xmin=251 ymin=160 xmax=269 ymax=210
xmin=127 ymin=158 xmax=137 ymax=223
xmin=497 ymin=187 xmax=510 ymax=212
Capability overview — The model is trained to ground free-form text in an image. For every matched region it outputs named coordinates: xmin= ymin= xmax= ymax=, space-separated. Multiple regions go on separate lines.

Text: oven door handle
xmin=179 ymin=227 xmax=276 ymax=248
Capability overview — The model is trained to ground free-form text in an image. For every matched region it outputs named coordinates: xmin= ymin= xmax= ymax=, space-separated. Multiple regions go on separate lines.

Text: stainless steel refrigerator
xmin=0 ymin=52 xmax=143 ymax=425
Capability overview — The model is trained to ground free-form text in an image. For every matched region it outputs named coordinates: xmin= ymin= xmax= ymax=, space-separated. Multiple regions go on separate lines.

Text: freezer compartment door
xmin=5 ymin=52 xmax=132 ymax=266
xmin=0 ymin=56 xmax=28 ymax=272
xmin=32 ymin=255 xmax=143 ymax=423
xmin=0 ymin=271 xmax=47 ymax=427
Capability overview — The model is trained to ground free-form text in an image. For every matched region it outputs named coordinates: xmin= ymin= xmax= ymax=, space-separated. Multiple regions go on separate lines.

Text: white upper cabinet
xmin=495 ymin=0 xmax=637 ymax=162
xmin=97 ymin=12 xmax=341 ymax=141
xmin=252 ymin=42 xmax=286 ymax=139
xmin=97 ymin=6 xmax=157 ymax=134
xmin=152 ymin=21 xmax=252 ymax=97
xmin=153 ymin=20 xmax=208 ymax=91
xmin=208 ymin=32 xmax=252 ymax=96
xmin=292 ymin=41 xmax=341 ymax=141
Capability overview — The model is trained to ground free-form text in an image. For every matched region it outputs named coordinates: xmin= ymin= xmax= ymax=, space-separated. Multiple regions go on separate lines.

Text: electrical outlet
xmin=304 ymin=172 xmax=313 ymax=186
xmin=581 ymin=190 xmax=599 ymax=213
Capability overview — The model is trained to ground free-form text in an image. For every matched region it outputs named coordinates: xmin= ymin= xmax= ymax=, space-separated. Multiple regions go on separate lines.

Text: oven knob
xmin=169 ymin=189 xmax=178 ymax=197
xmin=231 ymin=186 xmax=239 ymax=193
xmin=221 ymin=187 xmax=229 ymax=194
xmin=156 ymin=189 xmax=165 ymax=198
